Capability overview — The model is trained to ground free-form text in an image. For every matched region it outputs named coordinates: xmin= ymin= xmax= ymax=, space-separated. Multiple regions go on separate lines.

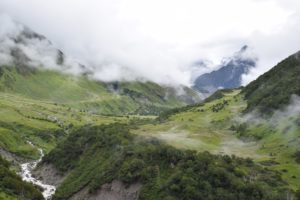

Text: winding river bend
xmin=19 ymin=142 xmax=56 ymax=200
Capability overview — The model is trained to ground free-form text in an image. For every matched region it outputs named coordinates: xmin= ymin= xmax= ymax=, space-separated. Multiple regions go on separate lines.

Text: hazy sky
xmin=0 ymin=0 xmax=299 ymax=85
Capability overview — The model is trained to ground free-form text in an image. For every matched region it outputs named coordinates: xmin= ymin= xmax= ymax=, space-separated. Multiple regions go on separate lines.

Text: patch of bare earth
xmin=70 ymin=180 xmax=142 ymax=200
xmin=33 ymin=163 xmax=67 ymax=187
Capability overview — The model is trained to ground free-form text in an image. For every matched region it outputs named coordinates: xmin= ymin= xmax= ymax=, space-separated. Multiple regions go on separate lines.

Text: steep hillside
xmin=243 ymin=51 xmax=300 ymax=114
xmin=0 ymin=65 xmax=200 ymax=116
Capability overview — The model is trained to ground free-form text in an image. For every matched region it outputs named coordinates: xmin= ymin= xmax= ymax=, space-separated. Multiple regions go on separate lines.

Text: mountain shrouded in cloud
xmin=0 ymin=14 xmax=87 ymax=75
xmin=0 ymin=14 xmax=255 ymax=89
xmin=193 ymin=45 xmax=256 ymax=95
xmin=0 ymin=0 xmax=300 ymax=86
xmin=0 ymin=13 xmax=192 ymax=85
xmin=0 ymin=14 xmax=192 ymax=85
xmin=0 ymin=15 xmax=202 ymax=116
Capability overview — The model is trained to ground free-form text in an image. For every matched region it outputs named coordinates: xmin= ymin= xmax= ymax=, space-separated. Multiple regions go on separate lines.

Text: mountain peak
xmin=240 ymin=45 xmax=248 ymax=52
xmin=193 ymin=46 xmax=256 ymax=95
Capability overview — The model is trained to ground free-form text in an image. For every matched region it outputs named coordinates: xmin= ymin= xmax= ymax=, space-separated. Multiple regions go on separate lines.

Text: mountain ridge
xmin=243 ymin=50 xmax=300 ymax=114
xmin=0 ymin=65 xmax=201 ymax=115
xmin=0 ymin=22 xmax=201 ymax=116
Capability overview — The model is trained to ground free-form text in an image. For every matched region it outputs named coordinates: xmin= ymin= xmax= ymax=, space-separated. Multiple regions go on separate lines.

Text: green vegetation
xmin=294 ymin=151 xmax=300 ymax=164
xmin=133 ymin=89 xmax=300 ymax=191
xmin=296 ymin=189 xmax=300 ymax=200
xmin=1 ymin=50 xmax=300 ymax=199
xmin=229 ymin=91 xmax=300 ymax=190
xmin=0 ymin=91 xmax=127 ymax=160
xmin=0 ymin=155 xmax=43 ymax=200
xmin=0 ymin=64 xmax=199 ymax=160
xmin=0 ymin=65 xmax=199 ymax=116
xmin=44 ymin=123 xmax=288 ymax=200
xmin=134 ymin=90 xmax=254 ymax=156
xmin=157 ymin=88 xmax=235 ymax=122
xmin=243 ymin=52 xmax=300 ymax=114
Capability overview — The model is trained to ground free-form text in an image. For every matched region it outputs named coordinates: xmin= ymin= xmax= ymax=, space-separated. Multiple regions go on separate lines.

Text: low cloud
xmin=238 ymin=95 xmax=300 ymax=134
xmin=0 ymin=14 xmax=86 ymax=76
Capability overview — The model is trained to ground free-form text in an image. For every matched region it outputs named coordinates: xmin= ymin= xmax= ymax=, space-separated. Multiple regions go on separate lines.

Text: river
xmin=19 ymin=141 xmax=56 ymax=200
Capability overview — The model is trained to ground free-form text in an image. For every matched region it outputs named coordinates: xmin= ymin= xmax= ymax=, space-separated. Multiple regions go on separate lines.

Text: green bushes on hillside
xmin=210 ymin=100 xmax=229 ymax=112
xmin=243 ymin=52 xmax=300 ymax=114
xmin=43 ymin=123 xmax=289 ymax=200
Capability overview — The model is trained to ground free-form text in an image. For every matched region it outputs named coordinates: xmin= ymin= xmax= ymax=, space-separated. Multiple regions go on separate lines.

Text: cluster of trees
xmin=43 ymin=123 xmax=290 ymax=200
xmin=122 ymin=88 xmax=144 ymax=99
xmin=0 ymin=155 xmax=43 ymax=200
xmin=230 ymin=124 xmax=248 ymax=137
xmin=294 ymin=151 xmax=300 ymax=164
xmin=210 ymin=100 xmax=229 ymax=112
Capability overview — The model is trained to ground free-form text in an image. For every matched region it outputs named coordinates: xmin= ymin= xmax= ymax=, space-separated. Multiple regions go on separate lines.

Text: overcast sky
xmin=0 ymin=0 xmax=299 ymax=85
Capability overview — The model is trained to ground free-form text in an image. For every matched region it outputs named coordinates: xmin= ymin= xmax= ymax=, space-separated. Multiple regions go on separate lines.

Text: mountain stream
xmin=19 ymin=141 xmax=56 ymax=200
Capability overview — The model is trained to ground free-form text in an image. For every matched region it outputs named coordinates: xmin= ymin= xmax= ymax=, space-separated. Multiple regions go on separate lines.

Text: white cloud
xmin=0 ymin=0 xmax=299 ymax=85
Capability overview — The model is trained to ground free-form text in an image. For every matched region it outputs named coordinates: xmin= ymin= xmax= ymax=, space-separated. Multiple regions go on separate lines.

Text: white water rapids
xmin=19 ymin=141 xmax=56 ymax=200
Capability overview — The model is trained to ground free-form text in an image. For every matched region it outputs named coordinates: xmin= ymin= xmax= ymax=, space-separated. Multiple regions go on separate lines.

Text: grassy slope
xmin=133 ymin=90 xmax=300 ymax=190
xmin=0 ymin=66 xmax=172 ymax=198
xmin=132 ymin=52 xmax=300 ymax=190
xmin=0 ymin=66 xmax=199 ymax=116
xmin=133 ymin=90 xmax=258 ymax=157
xmin=236 ymin=112 xmax=300 ymax=190
xmin=241 ymin=51 xmax=300 ymax=189
xmin=0 ymin=64 xmax=194 ymax=160
xmin=0 ymin=91 xmax=129 ymax=160
xmin=0 ymin=90 xmax=131 ymax=198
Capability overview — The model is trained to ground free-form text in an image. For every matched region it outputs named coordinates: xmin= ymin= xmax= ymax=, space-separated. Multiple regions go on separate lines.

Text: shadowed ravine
xmin=19 ymin=141 xmax=56 ymax=200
